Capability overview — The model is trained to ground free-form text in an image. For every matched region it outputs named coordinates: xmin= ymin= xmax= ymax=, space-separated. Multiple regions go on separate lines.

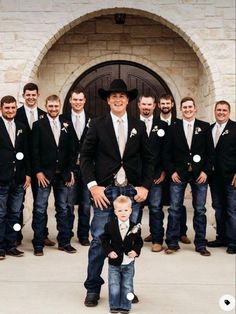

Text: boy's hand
xmin=108 ymin=251 xmax=118 ymax=259
xmin=128 ymin=250 xmax=137 ymax=258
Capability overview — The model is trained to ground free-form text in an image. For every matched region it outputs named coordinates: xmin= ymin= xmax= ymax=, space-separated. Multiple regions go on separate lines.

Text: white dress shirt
xmin=140 ymin=114 xmax=153 ymax=136
xmin=71 ymin=109 xmax=86 ymax=137
xmin=183 ymin=118 xmax=195 ymax=143
xmin=118 ymin=219 xmax=134 ymax=265
xmin=212 ymin=121 xmax=227 ymax=147
xmin=24 ymin=105 xmax=38 ymax=126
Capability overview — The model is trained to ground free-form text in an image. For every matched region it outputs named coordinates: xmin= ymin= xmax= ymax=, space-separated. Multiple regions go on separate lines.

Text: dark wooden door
xmin=63 ymin=61 xmax=175 ymax=118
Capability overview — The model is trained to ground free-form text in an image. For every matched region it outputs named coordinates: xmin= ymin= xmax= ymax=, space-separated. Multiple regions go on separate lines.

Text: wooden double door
xmin=63 ymin=61 xmax=175 ymax=118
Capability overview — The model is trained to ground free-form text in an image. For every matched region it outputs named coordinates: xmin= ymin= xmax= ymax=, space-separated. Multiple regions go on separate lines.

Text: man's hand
xmin=36 ymin=172 xmax=49 ymax=188
xmin=231 ymin=173 xmax=236 ymax=187
xmin=128 ymin=250 xmax=138 ymax=258
xmin=153 ymin=171 xmax=166 ymax=184
xmin=196 ymin=171 xmax=207 ymax=184
xmin=23 ymin=176 xmax=31 ymax=190
xmin=65 ymin=172 xmax=75 ymax=187
xmin=171 ymin=172 xmax=181 ymax=183
xmin=90 ymin=185 xmax=110 ymax=210
xmin=134 ymin=186 xmax=148 ymax=203
xmin=108 ymin=251 xmax=118 ymax=259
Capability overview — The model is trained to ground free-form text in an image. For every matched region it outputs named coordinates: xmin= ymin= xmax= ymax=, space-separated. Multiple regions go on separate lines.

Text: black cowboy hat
xmin=98 ymin=79 xmax=138 ymax=102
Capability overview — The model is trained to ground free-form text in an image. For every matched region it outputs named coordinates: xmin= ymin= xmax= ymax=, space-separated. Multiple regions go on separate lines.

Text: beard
xmin=160 ymin=107 xmax=172 ymax=114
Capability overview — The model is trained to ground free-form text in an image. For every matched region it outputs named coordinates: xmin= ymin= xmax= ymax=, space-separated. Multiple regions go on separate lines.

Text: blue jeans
xmin=0 ymin=180 xmax=24 ymax=251
xmin=32 ymin=174 xmax=70 ymax=249
xmin=109 ymin=262 xmax=134 ymax=310
xmin=210 ymin=179 xmax=236 ymax=248
xmin=67 ymin=166 xmax=91 ymax=240
xmin=84 ymin=184 xmax=140 ymax=294
xmin=166 ymin=177 xmax=208 ymax=249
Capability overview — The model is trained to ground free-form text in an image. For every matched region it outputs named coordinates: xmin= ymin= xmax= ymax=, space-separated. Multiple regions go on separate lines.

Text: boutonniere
xmin=152 ymin=125 xmax=165 ymax=137
xmin=17 ymin=129 xmax=23 ymax=136
xmin=61 ymin=122 xmax=69 ymax=132
xmin=222 ymin=130 xmax=229 ymax=136
xmin=127 ymin=223 xmax=142 ymax=236
xmin=86 ymin=118 xmax=91 ymax=128
xmin=152 ymin=125 xmax=159 ymax=133
xmin=130 ymin=128 xmax=137 ymax=138
xmin=39 ymin=114 xmax=44 ymax=119
xmin=195 ymin=127 xmax=202 ymax=135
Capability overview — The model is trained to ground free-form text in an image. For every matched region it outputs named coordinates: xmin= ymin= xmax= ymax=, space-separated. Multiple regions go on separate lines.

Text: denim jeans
xmin=32 ymin=174 xmax=70 ymax=249
xmin=166 ymin=176 xmax=208 ymax=249
xmin=67 ymin=166 xmax=91 ymax=240
xmin=210 ymin=179 xmax=236 ymax=248
xmin=109 ymin=262 xmax=134 ymax=310
xmin=0 ymin=180 xmax=25 ymax=251
xmin=84 ymin=184 xmax=140 ymax=294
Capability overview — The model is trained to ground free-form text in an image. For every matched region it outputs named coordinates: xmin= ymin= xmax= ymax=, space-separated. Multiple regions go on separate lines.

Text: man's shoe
xmin=226 ymin=247 xmax=236 ymax=254
xmin=84 ymin=294 xmax=99 ymax=307
xmin=152 ymin=243 xmax=163 ymax=252
xmin=110 ymin=309 xmax=120 ymax=313
xmin=119 ymin=310 xmax=130 ymax=314
xmin=58 ymin=244 xmax=77 ymax=253
xmin=207 ymin=239 xmax=227 ymax=248
xmin=79 ymin=238 xmax=90 ymax=246
xmin=0 ymin=251 xmax=6 ymax=260
xmin=195 ymin=247 xmax=211 ymax=256
xmin=180 ymin=235 xmax=191 ymax=244
xmin=6 ymin=248 xmax=24 ymax=257
xmin=132 ymin=294 xmax=139 ymax=304
xmin=34 ymin=248 xmax=44 ymax=256
xmin=144 ymin=234 xmax=152 ymax=242
xmin=165 ymin=246 xmax=180 ymax=254
xmin=44 ymin=237 xmax=56 ymax=246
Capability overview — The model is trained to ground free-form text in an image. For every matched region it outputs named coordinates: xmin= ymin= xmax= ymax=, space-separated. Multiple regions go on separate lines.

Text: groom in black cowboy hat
xmin=80 ymin=79 xmax=154 ymax=307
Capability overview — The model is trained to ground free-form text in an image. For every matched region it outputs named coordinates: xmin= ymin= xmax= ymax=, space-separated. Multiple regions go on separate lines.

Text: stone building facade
xmin=0 ymin=0 xmax=235 ymax=120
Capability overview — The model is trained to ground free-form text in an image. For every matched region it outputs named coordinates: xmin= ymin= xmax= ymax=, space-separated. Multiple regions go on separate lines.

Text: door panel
xmin=63 ymin=61 xmax=175 ymax=118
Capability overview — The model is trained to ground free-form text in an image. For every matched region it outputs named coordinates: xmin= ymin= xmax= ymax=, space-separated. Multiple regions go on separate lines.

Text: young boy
xmin=101 ymin=195 xmax=143 ymax=314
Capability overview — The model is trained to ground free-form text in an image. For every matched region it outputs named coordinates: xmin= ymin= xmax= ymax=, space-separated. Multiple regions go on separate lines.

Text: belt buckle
xmin=114 ymin=178 xmax=128 ymax=187
xmin=187 ymin=163 xmax=192 ymax=172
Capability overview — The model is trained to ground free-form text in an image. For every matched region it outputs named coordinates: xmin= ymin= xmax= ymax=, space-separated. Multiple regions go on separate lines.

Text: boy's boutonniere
xmin=61 ymin=122 xmax=69 ymax=132
xmin=127 ymin=223 xmax=142 ymax=236
xmin=86 ymin=118 xmax=91 ymax=128
xmin=195 ymin=127 xmax=202 ymax=135
xmin=17 ymin=129 xmax=23 ymax=137
xmin=222 ymin=129 xmax=229 ymax=136
xmin=130 ymin=128 xmax=137 ymax=138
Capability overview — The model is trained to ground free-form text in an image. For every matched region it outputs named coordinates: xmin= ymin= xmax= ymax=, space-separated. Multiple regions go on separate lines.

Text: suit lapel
xmin=179 ymin=120 xmax=189 ymax=149
xmin=105 ymin=114 xmax=120 ymax=155
xmin=0 ymin=118 xmax=14 ymax=148
xmin=44 ymin=116 xmax=58 ymax=147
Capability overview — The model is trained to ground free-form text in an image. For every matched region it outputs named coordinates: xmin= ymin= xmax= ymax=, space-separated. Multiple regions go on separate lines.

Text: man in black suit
xmin=207 ymin=100 xmax=236 ymax=254
xmin=80 ymin=79 xmax=154 ymax=307
xmin=63 ymin=88 xmax=92 ymax=246
xmin=163 ymin=96 xmax=214 ymax=256
xmin=0 ymin=96 xmax=31 ymax=260
xmin=137 ymin=94 xmax=167 ymax=252
xmin=15 ymin=83 xmax=55 ymax=247
xmin=31 ymin=95 xmax=76 ymax=256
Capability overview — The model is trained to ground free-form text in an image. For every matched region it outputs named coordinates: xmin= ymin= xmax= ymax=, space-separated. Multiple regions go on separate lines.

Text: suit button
xmin=121 ymin=161 xmax=123 ymax=165
xmin=56 ymin=160 xmax=59 ymax=163
xmin=13 ymin=161 xmax=15 ymax=164
xmin=190 ymin=153 xmax=192 ymax=155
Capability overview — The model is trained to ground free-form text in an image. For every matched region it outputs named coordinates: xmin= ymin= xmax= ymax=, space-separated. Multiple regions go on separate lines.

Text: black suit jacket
xmin=148 ymin=117 xmax=168 ymax=178
xmin=0 ymin=118 xmax=31 ymax=184
xmin=80 ymin=114 xmax=155 ymax=189
xmin=100 ymin=218 xmax=143 ymax=266
xmin=63 ymin=111 xmax=92 ymax=161
xmin=162 ymin=118 xmax=214 ymax=180
xmin=15 ymin=106 xmax=46 ymax=133
xmin=31 ymin=115 xmax=76 ymax=181
xmin=210 ymin=119 xmax=236 ymax=183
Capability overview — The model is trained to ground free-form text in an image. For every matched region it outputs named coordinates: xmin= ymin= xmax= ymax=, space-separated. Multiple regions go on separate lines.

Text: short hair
xmin=0 ymin=95 xmax=17 ymax=107
xmin=138 ymin=94 xmax=156 ymax=103
xmin=23 ymin=82 xmax=39 ymax=94
xmin=214 ymin=100 xmax=231 ymax=111
xmin=45 ymin=94 xmax=61 ymax=105
xmin=113 ymin=195 xmax=132 ymax=210
xmin=70 ymin=87 xmax=86 ymax=98
xmin=158 ymin=94 xmax=174 ymax=103
xmin=180 ymin=96 xmax=196 ymax=107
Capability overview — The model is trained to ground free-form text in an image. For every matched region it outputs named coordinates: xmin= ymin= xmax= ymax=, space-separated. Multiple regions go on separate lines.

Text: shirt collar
xmin=72 ymin=109 xmax=85 ymax=118
xmin=47 ymin=114 xmax=60 ymax=124
xmin=24 ymin=104 xmax=37 ymax=113
xmin=140 ymin=114 xmax=153 ymax=122
xmin=2 ymin=116 xmax=15 ymax=125
xmin=183 ymin=118 xmax=195 ymax=127
xmin=216 ymin=121 xmax=227 ymax=128
xmin=110 ymin=112 xmax=127 ymax=124
xmin=118 ymin=219 xmax=129 ymax=227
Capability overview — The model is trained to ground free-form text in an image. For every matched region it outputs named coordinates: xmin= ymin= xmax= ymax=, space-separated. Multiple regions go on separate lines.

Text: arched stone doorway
xmin=63 ymin=60 xmax=176 ymax=118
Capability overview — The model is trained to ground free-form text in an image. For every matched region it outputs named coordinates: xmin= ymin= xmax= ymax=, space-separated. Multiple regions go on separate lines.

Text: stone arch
xmin=19 ymin=6 xmax=222 ymax=104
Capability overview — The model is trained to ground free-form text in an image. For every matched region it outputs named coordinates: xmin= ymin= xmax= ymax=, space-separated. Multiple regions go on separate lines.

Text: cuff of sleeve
xmin=87 ymin=181 xmax=98 ymax=190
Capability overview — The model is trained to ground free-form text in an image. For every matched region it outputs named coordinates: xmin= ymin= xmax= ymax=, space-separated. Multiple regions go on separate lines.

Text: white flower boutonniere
xmin=195 ymin=127 xmax=202 ymax=135
xmin=222 ymin=130 xmax=229 ymax=136
xmin=86 ymin=118 xmax=91 ymax=128
xmin=61 ymin=122 xmax=69 ymax=133
xmin=17 ymin=129 xmax=23 ymax=137
xmin=39 ymin=114 xmax=44 ymax=119
xmin=130 ymin=128 xmax=137 ymax=138
xmin=152 ymin=125 xmax=159 ymax=133
xmin=127 ymin=223 xmax=142 ymax=236
xmin=152 ymin=125 xmax=165 ymax=137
